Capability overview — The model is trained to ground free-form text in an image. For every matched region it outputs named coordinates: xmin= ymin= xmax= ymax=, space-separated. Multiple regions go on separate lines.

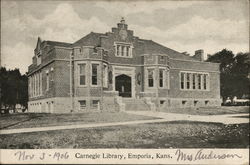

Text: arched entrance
xmin=115 ymin=74 xmax=132 ymax=97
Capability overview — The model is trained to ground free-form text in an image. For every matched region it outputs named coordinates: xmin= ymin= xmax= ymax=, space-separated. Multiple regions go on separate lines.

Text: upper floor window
xmin=160 ymin=56 xmax=164 ymax=61
xmin=79 ymin=64 xmax=86 ymax=86
xmin=198 ymin=74 xmax=202 ymax=89
xmin=103 ymin=64 xmax=108 ymax=88
xmin=204 ymin=74 xmax=207 ymax=90
xmin=92 ymin=64 xmax=98 ymax=85
xmin=186 ymin=73 xmax=190 ymax=89
xmin=46 ymin=72 xmax=49 ymax=91
xmin=159 ymin=69 xmax=164 ymax=88
xmin=192 ymin=74 xmax=196 ymax=89
xmin=181 ymin=72 xmax=185 ymax=89
xmin=37 ymin=56 xmax=41 ymax=65
xmin=148 ymin=69 xmax=154 ymax=87
xmin=115 ymin=42 xmax=132 ymax=58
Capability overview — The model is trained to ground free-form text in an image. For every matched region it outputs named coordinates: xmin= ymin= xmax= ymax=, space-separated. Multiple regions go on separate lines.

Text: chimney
xmin=182 ymin=52 xmax=190 ymax=56
xmin=194 ymin=49 xmax=206 ymax=61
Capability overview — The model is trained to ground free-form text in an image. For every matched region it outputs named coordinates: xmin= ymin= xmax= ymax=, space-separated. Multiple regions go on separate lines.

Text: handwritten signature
xmin=175 ymin=149 xmax=242 ymax=162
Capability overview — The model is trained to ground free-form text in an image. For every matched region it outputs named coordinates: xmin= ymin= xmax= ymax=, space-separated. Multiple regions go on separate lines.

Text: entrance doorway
xmin=115 ymin=74 xmax=132 ymax=97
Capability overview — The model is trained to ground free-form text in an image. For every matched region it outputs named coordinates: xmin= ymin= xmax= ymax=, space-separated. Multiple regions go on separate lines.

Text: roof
xmin=73 ymin=32 xmax=105 ymax=47
xmin=141 ymin=39 xmax=196 ymax=60
xmin=46 ymin=31 xmax=197 ymax=61
xmin=45 ymin=41 xmax=72 ymax=47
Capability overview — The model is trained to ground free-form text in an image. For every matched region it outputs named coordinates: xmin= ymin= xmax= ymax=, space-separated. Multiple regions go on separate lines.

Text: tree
xmin=207 ymin=49 xmax=250 ymax=100
xmin=231 ymin=52 xmax=250 ymax=98
xmin=0 ymin=67 xmax=28 ymax=112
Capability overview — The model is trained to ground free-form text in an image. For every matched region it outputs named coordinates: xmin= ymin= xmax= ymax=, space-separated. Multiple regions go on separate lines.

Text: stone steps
xmin=123 ymin=98 xmax=151 ymax=111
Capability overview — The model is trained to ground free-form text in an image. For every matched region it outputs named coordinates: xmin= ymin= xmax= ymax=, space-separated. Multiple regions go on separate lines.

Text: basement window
xmin=79 ymin=100 xmax=86 ymax=110
xmin=92 ymin=100 xmax=99 ymax=109
xmin=194 ymin=100 xmax=198 ymax=106
xmin=182 ymin=100 xmax=187 ymax=106
xmin=160 ymin=100 xmax=165 ymax=105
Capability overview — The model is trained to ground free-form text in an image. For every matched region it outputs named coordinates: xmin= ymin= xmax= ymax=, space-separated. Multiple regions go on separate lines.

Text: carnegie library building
xmin=28 ymin=19 xmax=221 ymax=113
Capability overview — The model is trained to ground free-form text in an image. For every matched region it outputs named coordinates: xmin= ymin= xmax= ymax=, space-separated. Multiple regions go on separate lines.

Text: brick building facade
xmin=28 ymin=19 xmax=221 ymax=113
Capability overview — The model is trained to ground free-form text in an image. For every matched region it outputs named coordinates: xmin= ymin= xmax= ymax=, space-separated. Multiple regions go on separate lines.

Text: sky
xmin=1 ymin=0 xmax=249 ymax=74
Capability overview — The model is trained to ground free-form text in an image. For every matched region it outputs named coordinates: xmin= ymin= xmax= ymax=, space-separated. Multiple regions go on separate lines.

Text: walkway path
xmin=0 ymin=118 xmax=167 ymax=135
xmin=126 ymin=111 xmax=249 ymax=125
xmin=0 ymin=112 xmax=248 ymax=135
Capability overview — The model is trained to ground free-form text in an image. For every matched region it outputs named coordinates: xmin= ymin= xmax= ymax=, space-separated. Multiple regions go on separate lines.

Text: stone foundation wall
xmin=28 ymin=97 xmax=71 ymax=113
xmin=158 ymin=98 xmax=222 ymax=111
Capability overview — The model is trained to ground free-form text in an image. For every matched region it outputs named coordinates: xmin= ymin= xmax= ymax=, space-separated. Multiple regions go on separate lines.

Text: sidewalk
xmin=0 ymin=112 xmax=248 ymax=135
xmin=0 ymin=118 xmax=167 ymax=135
xmin=125 ymin=111 xmax=249 ymax=125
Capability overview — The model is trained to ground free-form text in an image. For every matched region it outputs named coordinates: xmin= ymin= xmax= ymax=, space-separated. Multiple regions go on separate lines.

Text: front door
xmin=115 ymin=74 xmax=132 ymax=97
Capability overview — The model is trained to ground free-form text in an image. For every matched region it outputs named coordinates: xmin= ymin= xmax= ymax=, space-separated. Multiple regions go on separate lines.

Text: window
xmin=79 ymin=100 xmax=86 ymax=110
xmin=103 ymin=50 xmax=108 ymax=56
xmin=126 ymin=47 xmax=129 ymax=56
xmin=37 ymin=56 xmax=41 ymax=65
xmin=160 ymin=56 xmax=164 ymax=61
xmin=182 ymin=100 xmax=187 ymax=106
xmin=40 ymin=72 xmax=42 ymax=95
xmin=160 ymin=100 xmax=165 ymax=105
xmin=148 ymin=69 xmax=154 ymax=87
xmin=192 ymin=74 xmax=196 ymax=89
xmin=186 ymin=73 xmax=190 ymax=89
xmin=79 ymin=64 xmax=86 ymax=86
xmin=115 ymin=43 xmax=132 ymax=57
xmin=31 ymin=75 xmax=33 ymax=97
xmin=166 ymin=71 xmax=170 ymax=89
xmin=46 ymin=73 xmax=49 ymax=91
xmin=180 ymin=72 xmax=209 ymax=91
xmin=34 ymin=74 xmax=37 ymax=96
xmin=38 ymin=73 xmax=40 ymax=96
xmin=28 ymin=77 xmax=31 ymax=97
xmin=194 ymin=100 xmax=198 ymax=106
xmin=159 ymin=69 xmax=164 ymax=87
xmin=92 ymin=100 xmax=99 ymax=109
xmin=103 ymin=64 xmax=108 ymax=88
xmin=121 ymin=46 xmax=125 ymax=56
xmin=92 ymin=64 xmax=98 ymax=85
xmin=203 ymin=74 xmax=207 ymax=90
xmin=117 ymin=45 xmax=121 ymax=56
xmin=181 ymin=72 xmax=185 ymax=89
xmin=198 ymin=74 xmax=201 ymax=89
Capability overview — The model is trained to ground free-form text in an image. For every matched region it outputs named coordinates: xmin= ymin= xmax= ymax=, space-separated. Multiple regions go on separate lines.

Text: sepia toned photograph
xmin=0 ymin=0 xmax=249 ymax=164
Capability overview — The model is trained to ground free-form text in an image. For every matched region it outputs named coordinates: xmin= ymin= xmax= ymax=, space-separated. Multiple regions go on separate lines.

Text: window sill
xmin=90 ymin=85 xmax=99 ymax=87
xmin=78 ymin=85 xmax=87 ymax=87
xmin=180 ymin=89 xmax=210 ymax=91
xmin=115 ymin=55 xmax=133 ymax=58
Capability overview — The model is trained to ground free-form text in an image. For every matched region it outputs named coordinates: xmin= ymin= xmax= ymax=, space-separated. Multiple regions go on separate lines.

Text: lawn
xmin=164 ymin=106 xmax=249 ymax=115
xmin=0 ymin=121 xmax=248 ymax=149
xmin=0 ymin=112 xmax=158 ymax=130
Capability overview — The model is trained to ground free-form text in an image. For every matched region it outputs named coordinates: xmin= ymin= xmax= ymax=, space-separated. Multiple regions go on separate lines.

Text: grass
xmin=164 ymin=106 xmax=249 ymax=115
xmin=0 ymin=121 xmax=248 ymax=149
xmin=0 ymin=112 xmax=158 ymax=130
